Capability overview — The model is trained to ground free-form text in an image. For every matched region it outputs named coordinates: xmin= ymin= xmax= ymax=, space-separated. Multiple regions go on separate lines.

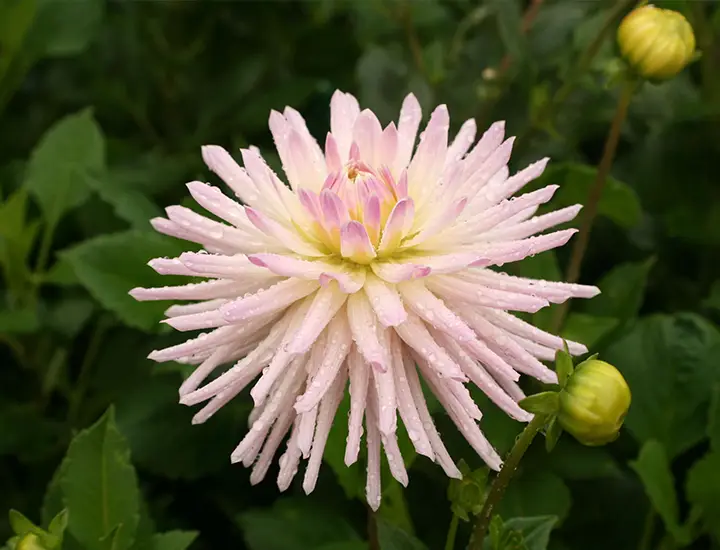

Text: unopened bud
xmin=617 ymin=5 xmax=696 ymax=81
xmin=557 ymin=359 xmax=631 ymax=446
xmin=16 ymin=534 xmax=46 ymax=550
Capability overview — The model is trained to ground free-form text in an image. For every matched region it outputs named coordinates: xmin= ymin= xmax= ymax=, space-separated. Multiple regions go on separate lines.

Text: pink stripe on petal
xmin=393 ymin=312 xmax=466 ymax=380
xmin=220 ymin=278 xmax=319 ymax=323
xmin=345 ymin=347 xmax=369 ymax=465
xmin=378 ymin=198 xmax=414 ymax=253
xmin=318 ymin=268 xmax=366 ymax=294
xmin=363 ymin=273 xmax=407 ymax=327
xmin=340 ymin=221 xmax=377 ymax=264
xmin=394 ymin=93 xmax=422 ymax=175
xmin=249 ymin=409 xmax=294 ymax=485
xmin=186 ymin=181 xmax=254 ymax=230
xmin=130 ymin=279 xmax=246 ymax=302
xmin=346 ymin=292 xmax=390 ymax=372
xmin=379 ymin=122 xmax=399 ymax=168
xmin=365 ymin=394 xmax=383 ymax=511
xmin=201 ymin=145 xmax=260 ymax=205
xmin=287 ymin=283 xmax=347 ymax=353
xmin=325 ymin=133 xmax=342 ymax=173
xmin=397 ymin=280 xmax=476 ymax=341
xmin=402 ymin=354 xmax=461 ymax=478
xmin=446 ymin=118 xmax=477 ymax=165
xmin=296 ymin=406 xmax=318 ymax=458
xmin=389 ymin=333 xmax=433 ymax=458
xmin=462 ymin=121 xmax=505 ymax=176
xmin=320 ymin=189 xmax=350 ymax=231
xmin=364 ymin=195 xmax=381 ymax=245
xmin=303 ymin=366 xmax=347 ymax=494
xmin=371 ymin=330 xmax=397 ymax=435
xmin=294 ymin=313 xmax=352 ymax=412
xmin=408 ymin=105 xmax=450 ymax=202
xmin=277 ymin=419 xmax=303 ymax=491
xmin=147 ymin=257 xmax=196 ymax=276
xmin=353 ymin=109 xmax=383 ymax=167
xmin=482 ymin=205 xmax=582 ymax=242
xmin=426 ymin=276 xmax=549 ymax=314
xmin=371 ymin=262 xmax=430 ymax=284
xmin=330 ymin=90 xmax=361 ymax=162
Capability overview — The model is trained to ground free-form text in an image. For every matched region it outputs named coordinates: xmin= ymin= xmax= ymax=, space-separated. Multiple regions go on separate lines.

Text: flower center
xmin=299 ymin=159 xmax=410 ymax=264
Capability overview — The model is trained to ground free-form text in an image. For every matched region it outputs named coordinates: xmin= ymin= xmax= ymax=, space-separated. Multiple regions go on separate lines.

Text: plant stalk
xmin=469 ymin=414 xmax=548 ymax=550
xmin=550 ymin=78 xmax=636 ymax=333
xmin=445 ymin=513 xmax=460 ymax=550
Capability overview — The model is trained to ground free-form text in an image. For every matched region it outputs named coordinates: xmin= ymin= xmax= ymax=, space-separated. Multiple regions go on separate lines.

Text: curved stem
xmin=549 ymin=78 xmax=637 ymax=333
xmin=469 ymin=414 xmax=548 ymax=550
xmin=445 ymin=513 xmax=460 ymax=550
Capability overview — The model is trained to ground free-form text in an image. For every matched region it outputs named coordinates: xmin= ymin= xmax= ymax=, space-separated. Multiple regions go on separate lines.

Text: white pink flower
xmin=131 ymin=90 xmax=599 ymax=509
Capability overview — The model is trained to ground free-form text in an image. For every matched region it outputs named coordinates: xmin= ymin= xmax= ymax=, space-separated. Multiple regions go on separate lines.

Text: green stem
xmin=521 ymin=0 xmax=634 ymax=142
xmin=445 ymin=513 xmax=460 ymax=550
xmin=67 ymin=316 xmax=110 ymax=426
xmin=549 ymin=78 xmax=637 ymax=333
xmin=368 ymin=508 xmax=380 ymax=550
xmin=469 ymin=414 xmax=548 ymax=550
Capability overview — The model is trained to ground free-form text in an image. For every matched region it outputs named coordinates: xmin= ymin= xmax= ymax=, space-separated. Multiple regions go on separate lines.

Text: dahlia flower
xmin=130 ymin=90 xmax=598 ymax=509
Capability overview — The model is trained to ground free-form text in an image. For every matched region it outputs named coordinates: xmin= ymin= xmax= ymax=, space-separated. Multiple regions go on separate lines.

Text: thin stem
xmin=549 ymin=78 xmax=637 ymax=333
xmin=638 ymin=507 xmax=655 ymax=550
xmin=520 ymin=0 xmax=634 ymax=143
xmin=368 ymin=508 xmax=380 ymax=550
xmin=469 ymin=414 xmax=548 ymax=550
xmin=445 ymin=513 xmax=460 ymax=550
xmin=67 ymin=316 xmax=110 ymax=426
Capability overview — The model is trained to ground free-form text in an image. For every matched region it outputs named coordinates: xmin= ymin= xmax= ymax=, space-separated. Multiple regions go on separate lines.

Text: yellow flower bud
xmin=617 ymin=5 xmax=696 ymax=81
xmin=16 ymin=534 xmax=46 ymax=550
xmin=557 ymin=359 xmax=631 ymax=446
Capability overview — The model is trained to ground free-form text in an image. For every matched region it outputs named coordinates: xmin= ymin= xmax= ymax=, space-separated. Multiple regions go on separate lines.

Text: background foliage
xmin=1 ymin=0 xmax=720 ymax=549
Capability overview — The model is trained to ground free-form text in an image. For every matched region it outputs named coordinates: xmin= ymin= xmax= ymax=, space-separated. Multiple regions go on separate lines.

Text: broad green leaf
xmin=0 ymin=403 xmax=65 ymax=461
xmin=0 ymin=307 xmax=39 ymax=334
xmin=32 ymin=0 xmax=104 ymax=58
xmin=0 ymin=188 xmax=39 ymax=293
xmin=46 ymin=298 xmax=94 ymax=337
xmin=238 ymin=499 xmax=361 ymax=550
xmin=498 ymin=471 xmax=571 ymax=524
xmin=378 ymin=480 xmax=414 ymax=536
xmin=709 ymin=386 xmax=720 ymax=451
xmin=25 ymin=109 xmax=104 ymax=223
xmin=686 ymin=452 xmax=720 ymax=542
xmin=538 ymin=438 xmax=621 ymax=480
xmin=114 ymin=373 xmax=249 ymax=480
xmin=604 ymin=314 xmax=720 ymax=457
xmin=59 ymin=407 xmax=140 ymax=550
xmin=560 ymin=314 xmax=619 ymax=350
xmin=630 ymin=440 xmax=690 ymax=545
xmin=59 ymin=230 xmax=189 ymax=331
xmin=134 ymin=531 xmax=199 ymax=550
xmin=316 ymin=543 xmax=367 ymax=550
xmin=585 ymin=259 xmax=655 ymax=322
xmin=519 ymin=392 xmax=560 ymax=415
xmin=376 ymin=517 xmax=427 ymax=550
xmin=539 ymin=163 xmax=642 ymax=229
xmin=504 ymin=516 xmax=558 ymax=550
xmin=84 ymin=173 xmax=161 ymax=230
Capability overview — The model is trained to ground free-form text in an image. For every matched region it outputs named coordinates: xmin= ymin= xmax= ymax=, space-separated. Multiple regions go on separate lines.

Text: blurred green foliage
xmin=1 ymin=0 xmax=720 ymax=549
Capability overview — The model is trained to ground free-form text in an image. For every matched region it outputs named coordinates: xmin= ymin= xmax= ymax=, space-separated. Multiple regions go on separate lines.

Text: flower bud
xmin=617 ymin=5 xmax=696 ymax=81
xmin=16 ymin=534 xmax=46 ymax=550
xmin=557 ymin=359 xmax=631 ymax=446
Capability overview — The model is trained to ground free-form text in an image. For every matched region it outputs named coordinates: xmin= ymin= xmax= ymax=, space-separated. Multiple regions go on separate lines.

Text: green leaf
xmin=378 ymin=480 xmax=414 ymax=536
xmin=59 ymin=407 xmax=140 ymax=550
xmin=84 ymin=173 xmax=161 ymax=230
xmin=134 ymin=531 xmax=199 ymax=550
xmin=539 ymin=163 xmax=643 ymax=229
xmin=519 ymin=392 xmax=560 ymax=415
xmin=630 ymin=440 xmax=690 ymax=545
xmin=114 ymin=373 xmax=249 ymax=479
xmin=539 ymin=438 xmax=621 ymax=480
xmin=686 ymin=452 xmax=720 ymax=543
xmin=554 ymin=347 xmax=574 ymax=388
xmin=47 ymin=510 xmax=68 ymax=540
xmin=585 ymin=259 xmax=655 ymax=322
xmin=32 ymin=0 xmax=104 ymax=58
xmin=709 ymin=385 xmax=720 ymax=451
xmin=0 ymin=307 xmax=39 ymax=333
xmin=8 ymin=511 xmax=42 ymax=538
xmin=503 ymin=516 xmax=558 ymax=550
xmin=498 ymin=471 xmax=571 ymax=524
xmin=376 ymin=517 xmax=427 ymax=550
xmin=59 ymin=230 xmax=189 ymax=331
xmin=560 ymin=314 xmax=619 ymax=350
xmin=25 ymin=109 xmax=104 ymax=223
xmin=238 ymin=499 xmax=361 ymax=550
xmin=702 ymin=280 xmax=720 ymax=313
xmin=545 ymin=417 xmax=562 ymax=453
xmin=604 ymin=314 xmax=720 ymax=457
